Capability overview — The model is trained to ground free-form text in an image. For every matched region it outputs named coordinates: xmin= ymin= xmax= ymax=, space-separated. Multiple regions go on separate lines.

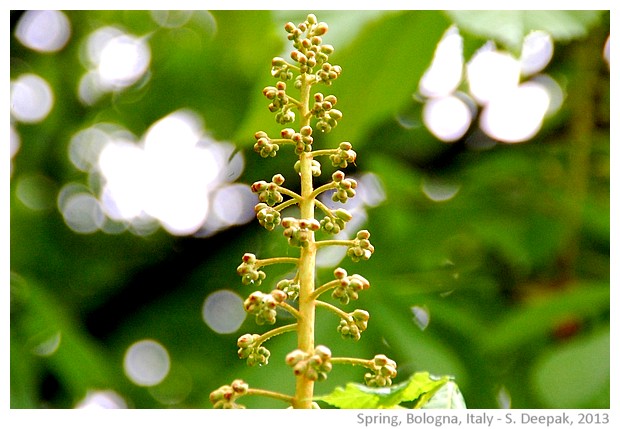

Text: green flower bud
xmin=306 ymin=14 xmax=317 ymax=25
xmin=276 ymin=279 xmax=300 ymax=301
xmin=321 ymin=44 xmax=334 ymax=55
xmin=272 ymin=57 xmax=287 ymax=67
xmin=335 ymin=208 xmax=353 ymax=222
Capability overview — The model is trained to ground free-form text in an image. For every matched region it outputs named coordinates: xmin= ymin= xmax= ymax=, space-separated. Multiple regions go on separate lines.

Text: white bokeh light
xmin=88 ymin=110 xmax=248 ymax=236
xmin=422 ymin=94 xmax=473 ymax=142
xmin=10 ymin=125 xmax=21 ymax=176
xmin=421 ymin=177 xmax=461 ymax=202
xmin=124 ymin=339 xmax=171 ymax=387
xmin=59 ymin=191 xmax=106 ymax=234
xmin=211 ymin=184 xmax=257 ymax=228
xmin=419 ymin=27 xmax=561 ymax=145
xmin=10 ymin=73 xmax=54 ymax=123
xmin=467 ymin=45 xmax=521 ymax=105
xmin=150 ymin=10 xmax=194 ymax=28
xmin=98 ymin=140 xmax=148 ymax=221
xmin=75 ymin=390 xmax=127 ymax=409
xmin=520 ymin=31 xmax=554 ymax=76
xmin=480 ymin=81 xmax=550 ymax=143
xmin=202 ymin=290 xmax=246 ymax=334
xmin=419 ymin=26 xmax=464 ymax=98
xmin=15 ymin=10 xmax=71 ymax=53
xmin=411 ymin=306 xmax=430 ymax=331
xmin=97 ymin=33 xmax=150 ymax=89
xmin=79 ymin=26 xmax=151 ymax=103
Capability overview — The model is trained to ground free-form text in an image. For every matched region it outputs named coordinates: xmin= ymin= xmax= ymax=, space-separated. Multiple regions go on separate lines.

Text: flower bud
xmin=314 ymin=22 xmax=328 ymax=36
xmin=334 ymin=267 xmax=347 ymax=279
xmin=272 ymin=174 xmax=285 ymax=186
xmin=306 ymin=14 xmax=317 ymax=25
xmin=321 ymin=44 xmax=334 ymax=55
xmin=332 ymin=170 xmax=345 ymax=182
xmin=270 ymin=289 xmax=287 ymax=303
xmin=335 ymin=208 xmax=353 ymax=222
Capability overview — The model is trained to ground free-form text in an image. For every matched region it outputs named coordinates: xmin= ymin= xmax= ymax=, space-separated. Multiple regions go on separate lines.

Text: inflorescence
xmin=211 ymin=14 xmax=396 ymax=409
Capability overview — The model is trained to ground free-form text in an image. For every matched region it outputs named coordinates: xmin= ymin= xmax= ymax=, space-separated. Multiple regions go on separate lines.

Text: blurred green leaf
xmin=446 ymin=11 xmax=604 ymax=52
xmin=482 ymin=283 xmax=609 ymax=353
xmin=531 ymin=327 xmax=609 ymax=408
xmin=329 ymin=11 xmax=449 ymax=146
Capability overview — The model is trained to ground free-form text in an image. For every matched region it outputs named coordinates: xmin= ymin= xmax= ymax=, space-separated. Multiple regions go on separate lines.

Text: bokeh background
xmin=10 ymin=10 xmax=610 ymax=409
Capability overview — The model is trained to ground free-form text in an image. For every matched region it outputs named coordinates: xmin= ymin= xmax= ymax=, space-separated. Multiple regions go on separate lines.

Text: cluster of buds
xmin=331 ymin=267 xmax=370 ymax=305
xmin=312 ymin=92 xmax=343 ymax=133
xmin=236 ymin=253 xmax=266 ymax=286
xmin=253 ymin=131 xmax=279 ymax=158
xmin=237 ymin=333 xmax=271 ymax=366
xmin=364 ymin=355 xmax=398 ymax=387
xmin=347 ymin=230 xmax=375 ymax=262
xmin=210 ymin=379 xmax=249 ymax=409
xmin=284 ymin=15 xmax=337 ymax=79
xmin=281 ymin=126 xmax=313 ymax=155
xmin=276 ymin=278 xmax=300 ymax=301
xmin=243 ymin=289 xmax=287 ymax=325
xmin=282 ymin=217 xmax=320 ymax=248
xmin=251 ymin=174 xmax=286 ymax=206
xmin=330 ymin=141 xmax=357 ymax=168
xmin=331 ymin=170 xmax=358 ymax=203
xmin=320 ymin=208 xmax=353 ymax=235
xmin=271 ymin=56 xmax=294 ymax=81
xmin=316 ymin=61 xmax=342 ymax=86
xmin=263 ymin=81 xmax=295 ymax=124
xmin=286 ymin=345 xmax=332 ymax=382
xmin=294 ymin=158 xmax=322 ymax=177
xmin=337 ymin=309 xmax=370 ymax=341
xmin=255 ymin=203 xmax=281 ymax=231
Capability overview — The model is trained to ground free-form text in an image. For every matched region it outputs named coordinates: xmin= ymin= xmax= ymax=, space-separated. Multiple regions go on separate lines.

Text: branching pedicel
xmin=210 ymin=14 xmax=396 ymax=409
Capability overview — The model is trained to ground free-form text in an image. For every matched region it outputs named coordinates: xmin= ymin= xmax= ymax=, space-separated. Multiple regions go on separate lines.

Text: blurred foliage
xmin=10 ymin=10 xmax=609 ymax=409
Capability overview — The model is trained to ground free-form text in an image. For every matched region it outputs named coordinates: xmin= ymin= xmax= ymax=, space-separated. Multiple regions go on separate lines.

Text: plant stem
xmin=246 ymin=388 xmax=294 ymax=405
xmin=316 ymin=299 xmax=351 ymax=320
xmin=256 ymin=323 xmax=298 ymax=346
xmin=310 ymin=278 xmax=341 ymax=300
xmin=314 ymin=198 xmax=335 ymax=218
xmin=315 ymin=239 xmax=354 ymax=249
xmin=276 ymin=186 xmax=302 ymax=201
xmin=310 ymin=149 xmax=338 ymax=157
xmin=557 ymin=27 xmax=601 ymax=281
xmin=256 ymin=257 xmax=299 ymax=268
xmin=309 ymin=182 xmax=337 ymax=200
xmin=274 ymin=198 xmax=299 ymax=212
xmin=294 ymin=72 xmax=317 ymax=409
xmin=278 ymin=302 xmax=301 ymax=319
xmin=331 ymin=356 xmax=373 ymax=368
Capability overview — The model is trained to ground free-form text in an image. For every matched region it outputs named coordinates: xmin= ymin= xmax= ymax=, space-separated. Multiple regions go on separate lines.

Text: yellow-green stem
xmin=294 ymin=72 xmax=316 ymax=409
xmin=246 ymin=388 xmax=294 ymax=405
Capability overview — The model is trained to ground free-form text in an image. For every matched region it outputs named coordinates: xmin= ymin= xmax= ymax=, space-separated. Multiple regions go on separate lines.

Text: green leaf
xmin=328 ymin=11 xmax=449 ymax=146
xmin=316 ymin=372 xmax=451 ymax=409
xmin=421 ymin=381 xmax=467 ymax=409
xmin=446 ymin=11 xmax=603 ymax=52
xmin=531 ymin=327 xmax=610 ymax=408
xmin=482 ymin=282 xmax=609 ymax=353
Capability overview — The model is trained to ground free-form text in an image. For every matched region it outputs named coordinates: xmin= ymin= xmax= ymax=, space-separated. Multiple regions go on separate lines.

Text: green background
xmin=10 ymin=10 xmax=610 ymax=409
